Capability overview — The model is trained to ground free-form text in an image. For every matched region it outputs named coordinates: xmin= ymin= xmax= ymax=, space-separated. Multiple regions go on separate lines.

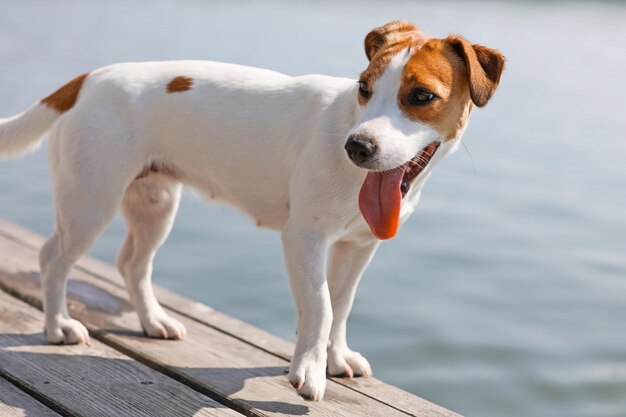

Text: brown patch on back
xmin=40 ymin=72 xmax=89 ymax=112
xmin=166 ymin=76 xmax=193 ymax=93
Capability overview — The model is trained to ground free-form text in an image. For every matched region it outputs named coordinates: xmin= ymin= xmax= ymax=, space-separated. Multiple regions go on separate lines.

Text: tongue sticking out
xmin=358 ymin=142 xmax=440 ymax=240
xmin=358 ymin=167 xmax=406 ymax=240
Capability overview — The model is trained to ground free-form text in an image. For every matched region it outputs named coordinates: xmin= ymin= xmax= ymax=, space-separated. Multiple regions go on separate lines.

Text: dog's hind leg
xmin=40 ymin=159 xmax=131 ymax=344
xmin=326 ymin=240 xmax=379 ymax=377
xmin=116 ymin=173 xmax=186 ymax=339
xmin=40 ymin=111 xmax=142 ymax=344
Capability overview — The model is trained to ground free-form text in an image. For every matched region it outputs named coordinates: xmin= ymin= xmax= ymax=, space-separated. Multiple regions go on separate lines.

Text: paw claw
xmin=142 ymin=313 xmax=187 ymax=340
xmin=328 ymin=347 xmax=372 ymax=378
xmin=289 ymin=379 xmax=304 ymax=390
xmin=289 ymin=357 xmax=326 ymax=401
xmin=45 ymin=317 xmax=90 ymax=345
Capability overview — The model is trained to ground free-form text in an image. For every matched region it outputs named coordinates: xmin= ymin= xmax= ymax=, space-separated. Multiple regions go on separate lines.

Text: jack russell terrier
xmin=0 ymin=20 xmax=504 ymax=400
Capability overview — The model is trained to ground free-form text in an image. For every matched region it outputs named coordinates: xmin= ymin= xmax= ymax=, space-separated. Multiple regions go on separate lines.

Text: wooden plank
xmin=0 ymin=377 xmax=61 ymax=417
xmin=0 ymin=290 xmax=239 ymax=417
xmin=0 ymin=237 xmax=410 ymax=417
xmin=0 ymin=219 xmax=461 ymax=417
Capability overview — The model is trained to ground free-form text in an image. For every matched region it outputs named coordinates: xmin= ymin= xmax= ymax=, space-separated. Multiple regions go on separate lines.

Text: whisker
xmin=458 ymin=138 xmax=476 ymax=174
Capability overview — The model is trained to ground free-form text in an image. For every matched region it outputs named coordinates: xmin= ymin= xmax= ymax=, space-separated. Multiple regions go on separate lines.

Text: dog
xmin=0 ymin=20 xmax=504 ymax=400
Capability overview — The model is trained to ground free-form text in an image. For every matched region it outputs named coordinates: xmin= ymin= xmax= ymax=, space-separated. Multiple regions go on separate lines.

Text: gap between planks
xmin=0 ymin=374 xmax=62 ymax=417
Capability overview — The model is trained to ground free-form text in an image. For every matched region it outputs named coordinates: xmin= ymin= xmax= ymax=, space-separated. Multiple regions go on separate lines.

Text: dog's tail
xmin=0 ymin=72 xmax=89 ymax=159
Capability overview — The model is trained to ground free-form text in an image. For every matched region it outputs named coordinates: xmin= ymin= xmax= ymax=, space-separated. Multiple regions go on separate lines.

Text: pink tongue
xmin=358 ymin=167 xmax=406 ymax=240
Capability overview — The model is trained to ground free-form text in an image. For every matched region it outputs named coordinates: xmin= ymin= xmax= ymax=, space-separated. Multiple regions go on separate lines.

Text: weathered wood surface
xmin=0 ymin=290 xmax=238 ymax=417
xmin=0 ymin=218 xmax=460 ymax=417
xmin=0 ymin=376 xmax=61 ymax=417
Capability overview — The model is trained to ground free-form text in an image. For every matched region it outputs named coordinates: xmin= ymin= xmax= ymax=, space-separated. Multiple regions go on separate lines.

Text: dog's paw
xmin=288 ymin=357 xmax=327 ymax=401
xmin=44 ymin=317 xmax=90 ymax=345
xmin=141 ymin=312 xmax=187 ymax=340
xmin=327 ymin=347 xmax=372 ymax=378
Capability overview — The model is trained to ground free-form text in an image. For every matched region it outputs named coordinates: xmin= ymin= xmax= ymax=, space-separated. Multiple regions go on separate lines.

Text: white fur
xmin=0 ymin=57 xmax=462 ymax=401
xmin=0 ymin=104 xmax=60 ymax=158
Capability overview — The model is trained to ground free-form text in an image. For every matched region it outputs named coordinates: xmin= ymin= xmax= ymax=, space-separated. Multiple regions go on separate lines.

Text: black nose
xmin=345 ymin=134 xmax=377 ymax=164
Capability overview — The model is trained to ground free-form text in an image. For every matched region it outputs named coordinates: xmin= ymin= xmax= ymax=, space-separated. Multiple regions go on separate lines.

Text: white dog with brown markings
xmin=0 ymin=21 xmax=504 ymax=400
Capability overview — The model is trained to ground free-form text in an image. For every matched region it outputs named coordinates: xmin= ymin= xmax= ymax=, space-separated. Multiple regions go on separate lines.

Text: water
xmin=1 ymin=1 xmax=625 ymax=416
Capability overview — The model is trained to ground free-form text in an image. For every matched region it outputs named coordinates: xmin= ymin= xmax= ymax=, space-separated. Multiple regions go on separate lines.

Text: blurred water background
xmin=1 ymin=1 xmax=625 ymax=416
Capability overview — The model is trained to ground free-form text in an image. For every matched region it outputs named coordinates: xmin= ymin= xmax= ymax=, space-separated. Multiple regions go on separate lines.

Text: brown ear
xmin=364 ymin=20 xmax=425 ymax=61
xmin=447 ymin=36 xmax=505 ymax=107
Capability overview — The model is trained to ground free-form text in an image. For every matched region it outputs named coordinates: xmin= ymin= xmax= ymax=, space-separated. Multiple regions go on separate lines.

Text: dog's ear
xmin=364 ymin=20 xmax=425 ymax=61
xmin=447 ymin=35 xmax=505 ymax=107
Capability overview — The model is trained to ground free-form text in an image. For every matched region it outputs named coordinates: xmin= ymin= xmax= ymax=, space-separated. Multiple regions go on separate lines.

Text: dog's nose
xmin=345 ymin=134 xmax=377 ymax=164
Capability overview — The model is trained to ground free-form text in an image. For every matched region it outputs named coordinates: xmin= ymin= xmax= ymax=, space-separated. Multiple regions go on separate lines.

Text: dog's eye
xmin=358 ymin=80 xmax=371 ymax=99
xmin=407 ymin=88 xmax=436 ymax=106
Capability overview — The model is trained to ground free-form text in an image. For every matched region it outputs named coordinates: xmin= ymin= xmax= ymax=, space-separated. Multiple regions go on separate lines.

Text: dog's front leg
xmin=327 ymin=240 xmax=379 ymax=377
xmin=282 ymin=226 xmax=332 ymax=401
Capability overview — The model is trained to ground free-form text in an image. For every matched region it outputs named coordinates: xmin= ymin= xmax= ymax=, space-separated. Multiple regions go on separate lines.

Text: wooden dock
xmin=0 ymin=218 xmax=460 ymax=417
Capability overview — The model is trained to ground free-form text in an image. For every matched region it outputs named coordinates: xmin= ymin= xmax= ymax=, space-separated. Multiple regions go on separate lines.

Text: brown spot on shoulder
xmin=40 ymin=72 xmax=89 ymax=112
xmin=166 ymin=76 xmax=193 ymax=93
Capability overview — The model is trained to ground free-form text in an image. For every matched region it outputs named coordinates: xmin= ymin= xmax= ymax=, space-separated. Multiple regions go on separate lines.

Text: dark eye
xmin=407 ymin=88 xmax=437 ymax=105
xmin=358 ymin=80 xmax=370 ymax=99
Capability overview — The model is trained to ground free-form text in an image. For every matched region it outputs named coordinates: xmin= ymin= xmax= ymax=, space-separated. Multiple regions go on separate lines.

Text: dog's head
xmin=347 ymin=20 xmax=505 ymax=240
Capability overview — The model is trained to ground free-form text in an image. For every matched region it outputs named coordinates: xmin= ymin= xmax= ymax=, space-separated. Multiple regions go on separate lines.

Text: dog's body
xmin=0 ymin=21 xmax=503 ymax=400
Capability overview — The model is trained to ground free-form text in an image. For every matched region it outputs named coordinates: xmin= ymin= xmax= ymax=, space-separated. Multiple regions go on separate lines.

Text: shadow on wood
xmin=0 ymin=335 xmax=310 ymax=416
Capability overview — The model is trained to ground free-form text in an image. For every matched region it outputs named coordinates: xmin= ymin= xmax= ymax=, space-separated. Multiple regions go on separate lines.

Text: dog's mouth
xmin=358 ymin=142 xmax=440 ymax=240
